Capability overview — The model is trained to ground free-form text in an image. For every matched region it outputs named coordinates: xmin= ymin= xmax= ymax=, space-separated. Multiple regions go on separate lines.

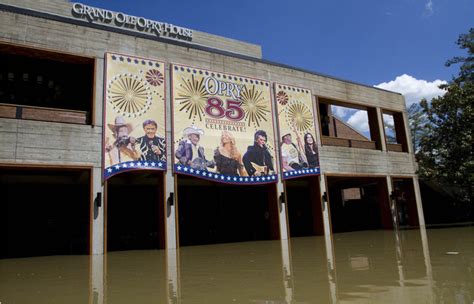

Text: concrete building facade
xmin=0 ymin=0 xmax=424 ymax=258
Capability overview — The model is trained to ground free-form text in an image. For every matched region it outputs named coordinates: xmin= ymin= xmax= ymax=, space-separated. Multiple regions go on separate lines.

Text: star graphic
xmin=177 ymin=166 xmax=182 ymax=170
xmin=158 ymin=162 xmax=163 ymax=167
xmin=115 ymin=165 xmax=120 ymax=170
xmin=144 ymin=162 xmax=149 ymax=166
xmin=151 ymin=162 xmax=156 ymax=166
xmin=107 ymin=169 xmax=112 ymax=173
xmin=129 ymin=163 xmax=135 ymax=167
xmin=184 ymin=167 xmax=188 ymax=172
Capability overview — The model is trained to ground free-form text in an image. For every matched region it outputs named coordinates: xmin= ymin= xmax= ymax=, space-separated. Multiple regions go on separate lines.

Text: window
xmin=0 ymin=44 xmax=94 ymax=124
xmin=382 ymin=110 xmax=409 ymax=152
xmin=318 ymin=98 xmax=382 ymax=150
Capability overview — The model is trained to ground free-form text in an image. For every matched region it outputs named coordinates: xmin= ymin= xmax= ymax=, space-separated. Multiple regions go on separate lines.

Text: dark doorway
xmin=286 ymin=176 xmax=324 ymax=237
xmin=392 ymin=178 xmax=419 ymax=228
xmin=1 ymin=167 xmax=90 ymax=258
xmin=177 ymin=176 xmax=280 ymax=246
xmin=327 ymin=176 xmax=392 ymax=233
xmin=106 ymin=171 xmax=165 ymax=251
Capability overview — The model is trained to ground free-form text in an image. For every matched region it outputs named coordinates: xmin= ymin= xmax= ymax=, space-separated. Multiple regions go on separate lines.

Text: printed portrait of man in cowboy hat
xmin=105 ymin=116 xmax=140 ymax=167
xmin=175 ymin=125 xmax=214 ymax=170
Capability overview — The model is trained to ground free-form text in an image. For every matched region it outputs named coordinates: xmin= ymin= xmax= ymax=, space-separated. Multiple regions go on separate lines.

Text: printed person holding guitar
xmin=280 ymin=133 xmax=308 ymax=171
xmin=242 ymin=130 xmax=274 ymax=176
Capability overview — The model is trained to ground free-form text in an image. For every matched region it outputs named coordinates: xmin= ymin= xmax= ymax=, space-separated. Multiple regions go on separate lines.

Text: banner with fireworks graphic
xmin=171 ymin=64 xmax=278 ymax=184
xmin=274 ymin=83 xmax=320 ymax=180
xmin=103 ymin=53 xmax=166 ymax=180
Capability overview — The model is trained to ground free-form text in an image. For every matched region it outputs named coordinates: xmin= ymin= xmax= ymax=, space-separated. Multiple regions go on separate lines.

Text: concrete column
xmin=386 ymin=175 xmax=399 ymax=231
xmin=376 ymin=108 xmax=387 ymax=152
xmin=419 ymin=225 xmax=434 ymax=302
xmin=93 ymin=57 xmax=104 ymax=127
xmin=166 ymin=249 xmax=180 ymax=304
xmin=280 ymin=239 xmax=293 ymax=303
xmin=413 ymin=176 xmax=426 ymax=227
xmin=402 ymin=111 xmax=414 ymax=155
xmin=277 ymin=180 xmax=289 ymax=240
xmin=91 ymin=56 xmax=105 ymax=255
xmin=166 ymin=172 xmax=178 ymax=249
xmin=92 ymin=166 xmax=105 ymax=255
xmin=319 ymin=174 xmax=332 ymax=248
xmin=165 ymin=64 xmax=178 ymax=249
xmin=319 ymin=174 xmax=337 ymax=303
xmin=90 ymin=255 xmax=105 ymax=304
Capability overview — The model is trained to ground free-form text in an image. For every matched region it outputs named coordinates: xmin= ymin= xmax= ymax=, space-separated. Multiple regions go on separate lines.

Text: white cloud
xmin=331 ymin=105 xmax=357 ymax=120
xmin=423 ymin=0 xmax=434 ymax=17
xmin=347 ymin=110 xmax=369 ymax=135
xmin=375 ymin=74 xmax=447 ymax=106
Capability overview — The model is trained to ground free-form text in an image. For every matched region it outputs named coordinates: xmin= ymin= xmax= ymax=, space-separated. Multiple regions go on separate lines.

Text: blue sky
xmin=79 ymin=0 xmax=472 ymax=134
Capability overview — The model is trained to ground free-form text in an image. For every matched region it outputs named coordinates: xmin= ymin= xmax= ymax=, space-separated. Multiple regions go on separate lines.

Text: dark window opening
xmin=0 ymin=44 xmax=94 ymax=124
xmin=1 ymin=168 xmax=91 ymax=258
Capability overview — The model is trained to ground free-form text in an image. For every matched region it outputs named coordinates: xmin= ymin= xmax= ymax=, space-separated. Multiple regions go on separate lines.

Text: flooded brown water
xmin=1 ymin=227 xmax=473 ymax=303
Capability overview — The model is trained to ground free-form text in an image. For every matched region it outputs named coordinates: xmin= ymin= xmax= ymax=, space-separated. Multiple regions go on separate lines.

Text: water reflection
xmin=1 ymin=227 xmax=473 ymax=303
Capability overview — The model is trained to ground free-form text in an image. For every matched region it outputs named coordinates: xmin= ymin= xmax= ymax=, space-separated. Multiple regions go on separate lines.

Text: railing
xmin=387 ymin=143 xmax=404 ymax=152
xmin=0 ymin=103 xmax=89 ymax=125
xmin=322 ymin=136 xmax=377 ymax=150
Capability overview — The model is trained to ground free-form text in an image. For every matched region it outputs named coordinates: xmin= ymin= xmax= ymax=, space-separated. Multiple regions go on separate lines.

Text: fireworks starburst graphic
xmin=146 ymin=69 xmax=164 ymax=86
xmin=285 ymin=101 xmax=314 ymax=132
xmin=175 ymin=74 xmax=210 ymax=121
xmin=276 ymin=91 xmax=289 ymax=105
xmin=240 ymin=85 xmax=270 ymax=127
xmin=107 ymin=74 xmax=152 ymax=118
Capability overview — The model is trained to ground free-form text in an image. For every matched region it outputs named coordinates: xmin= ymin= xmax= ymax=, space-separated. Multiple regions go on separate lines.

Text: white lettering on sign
xmin=71 ymin=3 xmax=193 ymax=41
xmin=204 ymin=76 xmax=244 ymax=100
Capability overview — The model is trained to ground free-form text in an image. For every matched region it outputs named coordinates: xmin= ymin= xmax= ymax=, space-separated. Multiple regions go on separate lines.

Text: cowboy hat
xmin=183 ymin=125 xmax=204 ymax=137
xmin=281 ymin=133 xmax=291 ymax=141
xmin=108 ymin=116 xmax=134 ymax=133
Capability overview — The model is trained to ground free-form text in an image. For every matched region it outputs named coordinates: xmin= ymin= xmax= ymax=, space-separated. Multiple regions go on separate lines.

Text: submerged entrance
xmin=392 ymin=178 xmax=419 ymax=228
xmin=177 ymin=176 xmax=280 ymax=246
xmin=286 ymin=176 xmax=324 ymax=237
xmin=327 ymin=176 xmax=392 ymax=233
xmin=106 ymin=171 xmax=165 ymax=251
xmin=1 ymin=167 xmax=90 ymax=258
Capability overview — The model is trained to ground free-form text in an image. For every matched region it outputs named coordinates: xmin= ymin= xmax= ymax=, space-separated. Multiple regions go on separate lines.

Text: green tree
xmin=416 ymin=28 xmax=473 ymax=204
xmin=407 ymin=101 xmax=428 ymax=151
xmin=445 ymin=28 xmax=473 ymax=86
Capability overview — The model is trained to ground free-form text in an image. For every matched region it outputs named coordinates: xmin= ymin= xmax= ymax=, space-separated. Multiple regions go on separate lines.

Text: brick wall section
xmin=331 ymin=116 xmax=370 ymax=141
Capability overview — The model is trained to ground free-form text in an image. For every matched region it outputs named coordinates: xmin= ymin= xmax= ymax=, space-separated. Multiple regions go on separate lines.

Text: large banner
xmin=274 ymin=83 xmax=320 ymax=179
xmin=171 ymin=64 xmax=278 ymax=184
xmin=103 ymin=53 xmax=166 ymax=180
